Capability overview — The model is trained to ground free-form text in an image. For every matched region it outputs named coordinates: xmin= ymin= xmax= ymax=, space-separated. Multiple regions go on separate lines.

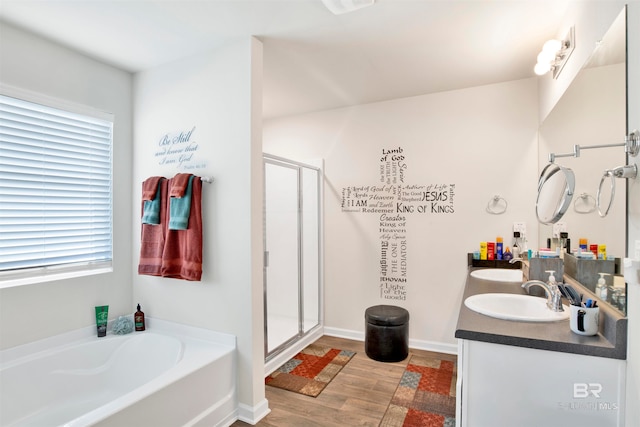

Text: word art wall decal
xmin=341 ymin=147 xmax=456 ymax=300
xmin=154 ymin=126 xmax=207 ymax=170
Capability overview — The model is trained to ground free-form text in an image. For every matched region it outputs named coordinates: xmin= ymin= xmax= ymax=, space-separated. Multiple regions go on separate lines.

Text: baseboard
xmin=236 ymin=399 xmax=270 ymax=425
xmin=324 ymin=326 xmax=458 ymax=355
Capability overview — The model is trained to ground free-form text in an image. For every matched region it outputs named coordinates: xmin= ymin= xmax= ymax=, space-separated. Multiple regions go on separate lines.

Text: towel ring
xmin=597 ymin=170 xmax=615 ymax=218
xmin=486 ymin=195 xmax=507 ymax=215
xmin=573 ymin=192 xmax=596 ymax=214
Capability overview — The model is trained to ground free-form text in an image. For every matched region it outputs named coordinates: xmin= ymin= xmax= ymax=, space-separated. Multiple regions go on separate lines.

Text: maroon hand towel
xmin=161 ymin=176 xmax=203 ymax=281
xmin=142 ymin=176 xmax=163 ymax=201
xmin=138 ymin=178 xmax=168 ymax=276
xmin=169 ymin=173 xmax=192 ymax=198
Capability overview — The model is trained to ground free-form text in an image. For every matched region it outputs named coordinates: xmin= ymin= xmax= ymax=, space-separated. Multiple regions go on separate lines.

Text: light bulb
xmin=534 ymin=62 xmax=551 ymax=76
xmin=542 ymin=39 xmax=562 ymax=54
xmin=537 ymin=50 xmax=555 ymax=64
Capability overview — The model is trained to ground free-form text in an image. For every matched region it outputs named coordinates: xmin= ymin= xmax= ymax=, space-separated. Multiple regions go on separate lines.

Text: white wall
xmin=0 ymin=22 xmax=133 ymax=349
xmin=132 ymin=37 xmax=266 ymax=419
xmin=264 ymin=78 xmax=540 ymax=350
xmin=625 ymin=4 xmax=640 ymax=426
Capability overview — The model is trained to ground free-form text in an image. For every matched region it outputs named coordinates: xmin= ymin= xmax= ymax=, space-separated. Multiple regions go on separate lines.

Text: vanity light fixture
xmin=321 ymin=0 xmax=375 ymax=15
xmin=534 ymin=26 xmax=575 ymax=79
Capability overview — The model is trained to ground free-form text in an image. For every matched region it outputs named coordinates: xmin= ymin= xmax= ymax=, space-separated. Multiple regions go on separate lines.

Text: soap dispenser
xmin=135 ymin=304 xmax=146 ymax=331
xmin=596 ymin=273 xmax=610 ymax=301
xmin=546 ymin=270 xmax=557 ymax=286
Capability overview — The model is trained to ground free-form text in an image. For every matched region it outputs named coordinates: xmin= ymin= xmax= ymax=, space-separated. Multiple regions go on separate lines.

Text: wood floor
xmin=231 ymin=335 xmax=457 ymax=427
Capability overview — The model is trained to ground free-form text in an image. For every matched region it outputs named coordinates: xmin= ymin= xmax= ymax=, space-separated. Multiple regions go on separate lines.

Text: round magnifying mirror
xmin=536 ymin=163 xmax=575 ymax=224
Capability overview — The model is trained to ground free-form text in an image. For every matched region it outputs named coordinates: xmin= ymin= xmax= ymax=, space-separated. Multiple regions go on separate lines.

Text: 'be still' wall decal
xmin=155 ymin=126 xmax=207 ymax=170
xmin=341 ymin=147 xmax=455 ymax=300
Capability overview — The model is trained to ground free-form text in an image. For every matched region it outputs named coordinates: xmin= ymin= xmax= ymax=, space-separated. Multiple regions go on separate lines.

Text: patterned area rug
xmin=380 ymin=355 xmax=457 ymax=427
xmin=265 ymin=344 xmax=356 ymax=397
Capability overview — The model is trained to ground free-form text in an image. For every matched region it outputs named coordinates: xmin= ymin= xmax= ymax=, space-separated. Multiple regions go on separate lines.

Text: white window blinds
xmin=0 ymin=94 xmax=113 ymax=276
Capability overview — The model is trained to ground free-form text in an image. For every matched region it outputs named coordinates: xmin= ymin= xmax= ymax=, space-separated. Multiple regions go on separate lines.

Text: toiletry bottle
xmin=135 ymin=304 xmax=146 ymax=331
xmin=487 ymin=242 xmax=495 ymax=260
xmin=512 ymin=241 xmax=520 ymax=259
xmin=596 ymin=273 xmax=610 ymax=301
xmin=598 ymin=244 xmax=607 ymax=260
xmin=546 ymin=270 xmax=557 ymax=287
xmin=503 ymin=246 xmax=513 ymax=261
xmin=579 ymin=238 xmax=588 ymax=252
xmin=480 ymin=242 xmax=487 ymax=260
xmin=496 ymin=237 xmax=503 ymax=260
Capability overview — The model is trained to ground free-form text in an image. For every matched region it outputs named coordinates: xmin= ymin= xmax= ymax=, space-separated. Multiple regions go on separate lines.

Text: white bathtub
xmin=0 ymin=318 xmax=237 ymax=427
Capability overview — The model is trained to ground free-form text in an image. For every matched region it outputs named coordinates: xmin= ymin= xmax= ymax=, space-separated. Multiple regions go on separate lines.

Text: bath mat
xmin=265 ymin=344 xmax=356 ymax=397
xmin=379 ymin=355 xmax=457 ymax=427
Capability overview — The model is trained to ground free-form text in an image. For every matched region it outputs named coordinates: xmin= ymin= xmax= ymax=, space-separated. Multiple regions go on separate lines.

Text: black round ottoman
xmin=365 ymin=305 xmax=409 ymax=362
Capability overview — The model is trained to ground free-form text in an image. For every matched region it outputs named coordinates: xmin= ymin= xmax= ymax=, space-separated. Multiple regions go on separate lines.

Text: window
xmin=0 ymin=93 xmax=113 ymax=287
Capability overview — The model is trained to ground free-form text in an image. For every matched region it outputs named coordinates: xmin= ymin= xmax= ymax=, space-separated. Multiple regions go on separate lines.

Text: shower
xmin=263 ymin=154 xmax=323 ymax=366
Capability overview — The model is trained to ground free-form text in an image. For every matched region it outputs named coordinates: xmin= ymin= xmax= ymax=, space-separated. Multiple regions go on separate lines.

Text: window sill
xmin=0 ymin=262 xmax=113 ymax=290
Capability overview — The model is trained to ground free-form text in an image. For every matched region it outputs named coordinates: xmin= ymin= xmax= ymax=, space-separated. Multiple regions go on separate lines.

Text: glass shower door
xmin=264 ymin=155 xmax=321 ymax=360
xmin=264 ymin=161 xmax=300 ymax=354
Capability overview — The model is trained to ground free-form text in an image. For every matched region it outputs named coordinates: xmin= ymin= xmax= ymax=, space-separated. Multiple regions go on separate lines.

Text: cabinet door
xmin=459 ymin=339 xmax=626 ymax=427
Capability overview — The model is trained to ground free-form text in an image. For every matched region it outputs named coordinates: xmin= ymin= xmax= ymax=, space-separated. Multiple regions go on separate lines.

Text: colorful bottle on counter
xmin=487 ymin=242 xmax=495 ymax=260
xmin=579 ymin=238 xmax=588 ymax=252
xmin=135 ymin=304 xmax=146 ymax=331
xmin=590 ymin=244 xmax=599 ymax=257
xmin=496 ymin=237 xmax=503 ymax=260
xmin=598 ymin=244 xmax=607 ymax=260
xmin=480 ymin=242 xmax=487 ymax=260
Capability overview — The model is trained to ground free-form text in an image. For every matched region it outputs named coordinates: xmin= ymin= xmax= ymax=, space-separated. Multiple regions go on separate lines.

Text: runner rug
xmin=265 ymin=344 xmax=356 ymax=398
xmin=380 ymin=355 xmax=457 ymax=427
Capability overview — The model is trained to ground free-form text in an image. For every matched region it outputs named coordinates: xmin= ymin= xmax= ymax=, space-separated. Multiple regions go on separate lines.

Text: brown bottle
xmin=134 ymin=304 xmax=146 ymax=331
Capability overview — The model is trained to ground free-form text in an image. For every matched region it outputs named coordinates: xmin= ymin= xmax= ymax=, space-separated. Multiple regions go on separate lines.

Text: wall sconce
xmin=534 ymin=26 xmax=575 ymax=79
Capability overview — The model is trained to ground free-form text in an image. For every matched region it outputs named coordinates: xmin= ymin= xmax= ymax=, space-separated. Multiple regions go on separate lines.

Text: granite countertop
xmin=455 ymin=268 xmax=627 ymax=359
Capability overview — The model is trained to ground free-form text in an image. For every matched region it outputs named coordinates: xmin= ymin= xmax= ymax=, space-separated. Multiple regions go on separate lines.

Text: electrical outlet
xmin=513 ymin=222 xmax=526 ymax=236
xmin=552 ymin=222 xmax=567 ymax=238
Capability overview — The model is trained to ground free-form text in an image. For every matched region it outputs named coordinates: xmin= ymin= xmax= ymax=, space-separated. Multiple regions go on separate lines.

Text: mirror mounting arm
xmin=548 ymin=130 xmax=640 ymax=163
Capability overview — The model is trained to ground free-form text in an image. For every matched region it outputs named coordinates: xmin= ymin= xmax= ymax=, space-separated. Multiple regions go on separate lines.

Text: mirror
xmin=537 ymin=8 xmax=626 ymax=315
xmin=536 ymin=163 xmax=575 ymax=224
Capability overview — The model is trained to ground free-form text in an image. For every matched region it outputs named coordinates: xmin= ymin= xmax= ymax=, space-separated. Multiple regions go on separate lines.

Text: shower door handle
xmin=264 ymin=251 xmax=269 ymax=267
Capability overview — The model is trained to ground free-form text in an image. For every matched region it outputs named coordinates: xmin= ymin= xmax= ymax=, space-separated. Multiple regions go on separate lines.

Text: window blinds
xmin=0 ymin=94 xmax=113 ymax=274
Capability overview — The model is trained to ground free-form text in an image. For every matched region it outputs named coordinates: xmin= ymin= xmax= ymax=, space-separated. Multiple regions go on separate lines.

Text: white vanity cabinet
xmin=456 ymin=339 xmax=626 ymax=427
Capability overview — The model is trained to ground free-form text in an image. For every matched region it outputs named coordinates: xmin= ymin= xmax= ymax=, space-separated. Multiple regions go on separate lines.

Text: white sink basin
xmin=464 ymin=293 xmax=570 ymax=322
xmin=470 ymin=269 xmax=523 ymax=282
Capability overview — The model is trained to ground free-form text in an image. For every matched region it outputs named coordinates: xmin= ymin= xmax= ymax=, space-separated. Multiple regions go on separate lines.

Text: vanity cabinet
xmin=456 ymin=339 xmax=626 ymax=427
xmin=456 ymin=270 xmax=628 ymax=427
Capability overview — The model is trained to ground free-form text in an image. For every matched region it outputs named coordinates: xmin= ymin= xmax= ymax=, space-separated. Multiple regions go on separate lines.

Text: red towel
xmin=138 ymin=178 xmax=168 ymax=276
xmin=161 ymin=176 xmax=203 ymax=281
xmin=169 ymin=173 xmax=192 ymax=198
xmin=142 ymin=176 xmax=163 ymax=201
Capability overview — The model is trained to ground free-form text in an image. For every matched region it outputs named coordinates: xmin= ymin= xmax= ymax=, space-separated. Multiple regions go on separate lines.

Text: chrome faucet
xmin=522 ymin=280 xmax=564 ymax=312
xmin=509 ymin=257 xmax=523 ymax=264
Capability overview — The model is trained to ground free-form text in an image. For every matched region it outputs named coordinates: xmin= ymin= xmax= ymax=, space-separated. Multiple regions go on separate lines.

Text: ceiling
xmin=0 ymin=0 xmax=571 ymax=119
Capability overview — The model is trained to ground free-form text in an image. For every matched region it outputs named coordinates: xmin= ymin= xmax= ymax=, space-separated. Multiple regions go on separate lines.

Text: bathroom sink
xmin=470 ymin=269 xmax=523 ymax=282
xmin=464 ymin=293 xmax=570 ymax=322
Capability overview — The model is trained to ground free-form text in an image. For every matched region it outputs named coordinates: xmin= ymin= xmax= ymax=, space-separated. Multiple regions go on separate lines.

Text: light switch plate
xmin=552 ymin=222 xmax=567 ymax=238
xmin=513 ymin=222 xmax=526 ymax=236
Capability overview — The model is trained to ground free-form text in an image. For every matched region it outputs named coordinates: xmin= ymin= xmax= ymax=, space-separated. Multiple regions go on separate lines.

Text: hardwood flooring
xmin=231 ymin=335 xmax=457 ymax=427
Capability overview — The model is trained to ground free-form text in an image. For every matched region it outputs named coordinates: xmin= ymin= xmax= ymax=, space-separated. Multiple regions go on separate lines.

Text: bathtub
xmin=0 ymin=318 xmax=237 ymax=427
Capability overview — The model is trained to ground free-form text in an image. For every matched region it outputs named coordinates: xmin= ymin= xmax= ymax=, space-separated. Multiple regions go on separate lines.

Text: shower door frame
xmin=263 ymin=154 xmax=323 ymax=364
